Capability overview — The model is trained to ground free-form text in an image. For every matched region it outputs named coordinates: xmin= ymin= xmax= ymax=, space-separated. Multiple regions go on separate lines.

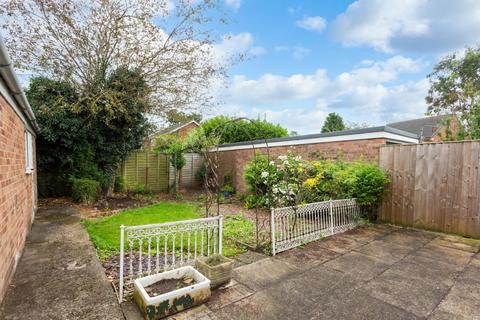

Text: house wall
xmin=0 ymin=93 xmax=37 ymax=303
xmin=176 ymin=122 xmax=198 ymax=139
xmin=217 ymin=138 xmax=386 ymax=194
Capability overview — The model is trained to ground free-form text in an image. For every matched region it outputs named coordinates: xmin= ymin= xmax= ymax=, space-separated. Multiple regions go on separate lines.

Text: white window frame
xmin=25 ymin=131 xmax=34 ymax=174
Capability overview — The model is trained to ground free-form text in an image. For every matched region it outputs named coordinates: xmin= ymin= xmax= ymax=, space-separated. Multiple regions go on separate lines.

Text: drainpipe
xmin=0 ymin=36 xmax=40 ymax=133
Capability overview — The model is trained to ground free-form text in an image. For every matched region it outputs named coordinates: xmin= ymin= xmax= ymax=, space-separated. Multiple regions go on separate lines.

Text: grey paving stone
xmin=273 ymin=245 xmax=339 ymax=270
xmin=434 ymin=279 xmax=480 ymax=318
xmin=233 ymin=257 xmax=298 ymax=291
xmin=323 ymin=251 xmax=390 ymax=281
xmin=315 ymin=234 xmax=365 ymax=253
xmin=306 ymin=287 xmax=419 ymax=320
xmin=0 ymin=207 xmax=123 ymax=320
xmin=365 ymin=269 xmax=450 ymax=318
xmin=354 ymin=240 xmax=413 ymax=264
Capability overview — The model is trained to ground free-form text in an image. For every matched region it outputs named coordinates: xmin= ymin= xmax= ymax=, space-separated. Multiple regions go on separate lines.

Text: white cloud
xmin=219 ymin=56 xmax=428 ymax=133
xmin=292 ymin=47 xmax=311 ymax=60
xmin=224 ymin=0 xmax=241 ymax=10
xmin=212 ymin=32 xmax=265 ymax=63
xmin=331 ymin=0 xmax=480 ymax=53
xmin=274 ymin=45 xmax=311 ymax=60
xmin=296 ymin=16 xmax=327 ymax=33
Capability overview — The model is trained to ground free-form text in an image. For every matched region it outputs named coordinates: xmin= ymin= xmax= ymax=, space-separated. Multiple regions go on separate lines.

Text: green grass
xmin=84 ymin=201 xmax=255 ymax=260
xmin=84 ymin=202 xmax=200 ymax=259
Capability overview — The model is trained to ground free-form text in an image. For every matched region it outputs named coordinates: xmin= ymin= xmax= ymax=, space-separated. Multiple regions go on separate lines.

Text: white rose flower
xmin=261 ymin=171 xmax=269 ymax=178
xmin=269 ymin=161 xmax=275 ymax=166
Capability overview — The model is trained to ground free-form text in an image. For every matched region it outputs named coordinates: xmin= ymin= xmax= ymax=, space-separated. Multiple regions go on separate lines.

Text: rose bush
xmin=244 ymin=154 xmax=390 ymax=219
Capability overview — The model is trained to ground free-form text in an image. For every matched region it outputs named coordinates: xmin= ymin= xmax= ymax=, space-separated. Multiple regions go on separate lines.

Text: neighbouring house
xmin=143 ymin=120 xmax=199 ymax=149
xmin=387 ymin=114 xmax=458 ymax=142
xmin=216 ymin=125 xmax=419 ymax=194
xmin=0 ymin=37 xmax=40 ymax=303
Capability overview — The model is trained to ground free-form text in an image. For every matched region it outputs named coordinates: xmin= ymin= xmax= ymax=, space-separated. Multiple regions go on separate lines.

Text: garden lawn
xmin=84 ymin=202 xmax=200 ymax=260
xmin=84 ymin=201 xmax=253 ymax=260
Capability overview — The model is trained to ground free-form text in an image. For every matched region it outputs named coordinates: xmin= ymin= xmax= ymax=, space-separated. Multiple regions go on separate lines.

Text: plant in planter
xmin=195 ymin=254 xmax=234 ymax=289
xmin=133 ymin=266 xmax=211 ymax=320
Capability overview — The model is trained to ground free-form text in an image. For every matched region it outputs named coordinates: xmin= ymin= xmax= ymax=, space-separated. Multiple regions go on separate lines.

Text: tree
xmin=321 ymin=113 xmax=346 ymax=133
xmin=27 ymin=68 xmax=151 ymax=195
xmin=154 ymin=134 xmax=186 ymax=193
xmin=426 ymin=47 xmax=480 ymax=139
xmin=165 ymin=110 xmax=202 ymax=126
xmin=198 ymin=116 xmax=289 ymax=144
xmin=0 ymin=0 xmax=226 ymax=116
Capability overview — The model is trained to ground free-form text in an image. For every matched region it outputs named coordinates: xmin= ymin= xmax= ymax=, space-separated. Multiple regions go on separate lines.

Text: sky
xmin=208 ymin=0 xmax=480 ymax=134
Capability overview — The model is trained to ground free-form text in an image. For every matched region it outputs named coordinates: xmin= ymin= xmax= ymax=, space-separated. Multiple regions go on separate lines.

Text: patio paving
xmin=0 ymin=206 xmax=123 ymax=320
xmin=138 ymin=224 xmax=480 ymax=320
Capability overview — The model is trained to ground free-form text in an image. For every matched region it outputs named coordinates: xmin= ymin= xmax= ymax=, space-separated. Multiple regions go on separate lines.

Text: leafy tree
xmin=345 ymin=121 xmax=370 ymax=130
xmin=1 ymin=0 xmax=228 ymax=115
xmin=199 ymin=116 xmax=288 ymax=144
xmin=426 ymin=47 xmax=480 ymax=139
xmin=165 ymin=110 xmax=202 ymax=126
xmin=321 ymin=113 xmax=346 ymax=133
xmin=27 ymin=68 xmax=151 ymax=196
xmin=86 ymin=67 xmax=152 ymax=192
xmin=154 ymin=134 xmax=186 ymax=193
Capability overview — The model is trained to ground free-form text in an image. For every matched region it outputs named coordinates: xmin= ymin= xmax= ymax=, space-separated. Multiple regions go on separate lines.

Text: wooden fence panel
xmin=379 ymin=141 xmax=480 ymax=238
xmin=120 ymin=151 xmax=203 ymax=192
xmin=121 ymin=151 xmax=169 ymax=192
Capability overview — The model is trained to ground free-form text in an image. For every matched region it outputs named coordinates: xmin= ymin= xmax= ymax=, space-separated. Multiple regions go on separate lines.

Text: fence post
xmin=271 ymin=208 xmax=276 ymax=256
xmin=329 ymin=199 xmax=334 ymax=236
xmin=119 ymin=225 xmax=125 ymax=304
xmin=218 ymin=215 xmax=223 ymax=255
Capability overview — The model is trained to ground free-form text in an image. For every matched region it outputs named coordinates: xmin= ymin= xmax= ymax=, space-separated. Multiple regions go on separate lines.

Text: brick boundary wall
xmin=217 ymin=138 xmax=386 ymax=194
xmin=0 ymin=94 xmax=37 ymax=303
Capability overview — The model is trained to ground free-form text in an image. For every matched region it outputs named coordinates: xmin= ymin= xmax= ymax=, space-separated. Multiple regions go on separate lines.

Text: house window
xmin=25 ymin=131 xmax=33 ymax=173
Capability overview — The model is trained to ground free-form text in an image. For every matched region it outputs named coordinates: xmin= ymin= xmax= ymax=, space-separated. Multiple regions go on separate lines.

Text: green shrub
xmin=71 ymin=178 xmax=100 ymax=204
xmin=130 ymin=183 xmax=149 ymax=195
xmin=114 ymin=175 xmax=125 ymax=193
xmin=244 ymin=155 xmax=390 ymax=219
xmin=244 ymin=154 xmax=279 ymax=195
xmin=350 ymin=163 xmax=390 ymax=220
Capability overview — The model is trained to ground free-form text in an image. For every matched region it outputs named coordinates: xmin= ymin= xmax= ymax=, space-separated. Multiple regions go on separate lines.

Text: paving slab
xmin=414 ymin=242 xmax=474 ymax=268
xmin=380 ymin=229 xmax=435 ymax=249
xmin=323 ymin=251 xmax=390 ymax=281
xmin=434 ymin=279 xmax=480 ymax=318
xmin=273 ymin=245 xmax=339 ymax=270
xmin=232 ymin=257 xmax=298 ymax=291
xmin=353 ymin=240 xmax=414 ymax=264
xmin=341 ymin=225 xmax=392 ymax=243
xmin=365 ymin=268 xmax=451 ymax=318
xmin=314 ymin=234 xmax=365 ymax=253
xmin=306 ymin=287 xmax=419 ymax=320
xmin=206 ymin=282 xmax=254 ymax=311
xmin=0 ymin=207 xmax=123 ymax=320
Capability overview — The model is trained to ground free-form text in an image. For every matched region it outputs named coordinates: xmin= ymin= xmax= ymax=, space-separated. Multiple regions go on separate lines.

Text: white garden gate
xmin=118 ymin=216 xmax=223 ymax=303
xmin=271 ymin=199 xmax=361 ymax=255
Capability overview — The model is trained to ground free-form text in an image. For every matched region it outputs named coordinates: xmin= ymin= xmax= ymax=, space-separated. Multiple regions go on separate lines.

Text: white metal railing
xmin=271 ymin=199 xmax=360 ymax=255
xmin=118 ymin=216 xmax=223 ymax=303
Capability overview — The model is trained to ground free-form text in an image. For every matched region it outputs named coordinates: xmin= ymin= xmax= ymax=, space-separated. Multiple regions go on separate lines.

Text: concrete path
xmin=0 ymin=206 xmax=124 ymax=320
xmin=162 ymin=224 xmax=480 ymax=320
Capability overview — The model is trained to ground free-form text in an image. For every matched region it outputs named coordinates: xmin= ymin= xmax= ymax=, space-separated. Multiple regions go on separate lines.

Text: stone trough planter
xmin=133 ymin=266 xmax=211 ymax=320
xmin=196 ymin=255 xmax=234 ymax=288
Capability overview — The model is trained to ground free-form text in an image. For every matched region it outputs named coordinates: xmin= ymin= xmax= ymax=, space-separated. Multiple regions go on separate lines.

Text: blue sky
xmin=209 ymin=0 xmax=480 ymax=134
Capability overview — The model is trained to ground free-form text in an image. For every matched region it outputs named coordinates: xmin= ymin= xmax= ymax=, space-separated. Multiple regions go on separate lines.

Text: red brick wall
xmin=0 ymin=93 xmax=36 ymax=303
xmin=176 ymin=122 xmax=198 ymax=139
xmin=217 ymin=138 xmax=386 ymax=194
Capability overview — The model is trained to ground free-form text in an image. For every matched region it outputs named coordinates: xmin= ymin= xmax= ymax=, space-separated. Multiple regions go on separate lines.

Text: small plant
xmin=221 ymin=184 xmax=235 ymax=195
xmin=71 ymin=178 xmax=100 ymax=204
xmin=114 ymin=175 xmax=125 ymax=193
